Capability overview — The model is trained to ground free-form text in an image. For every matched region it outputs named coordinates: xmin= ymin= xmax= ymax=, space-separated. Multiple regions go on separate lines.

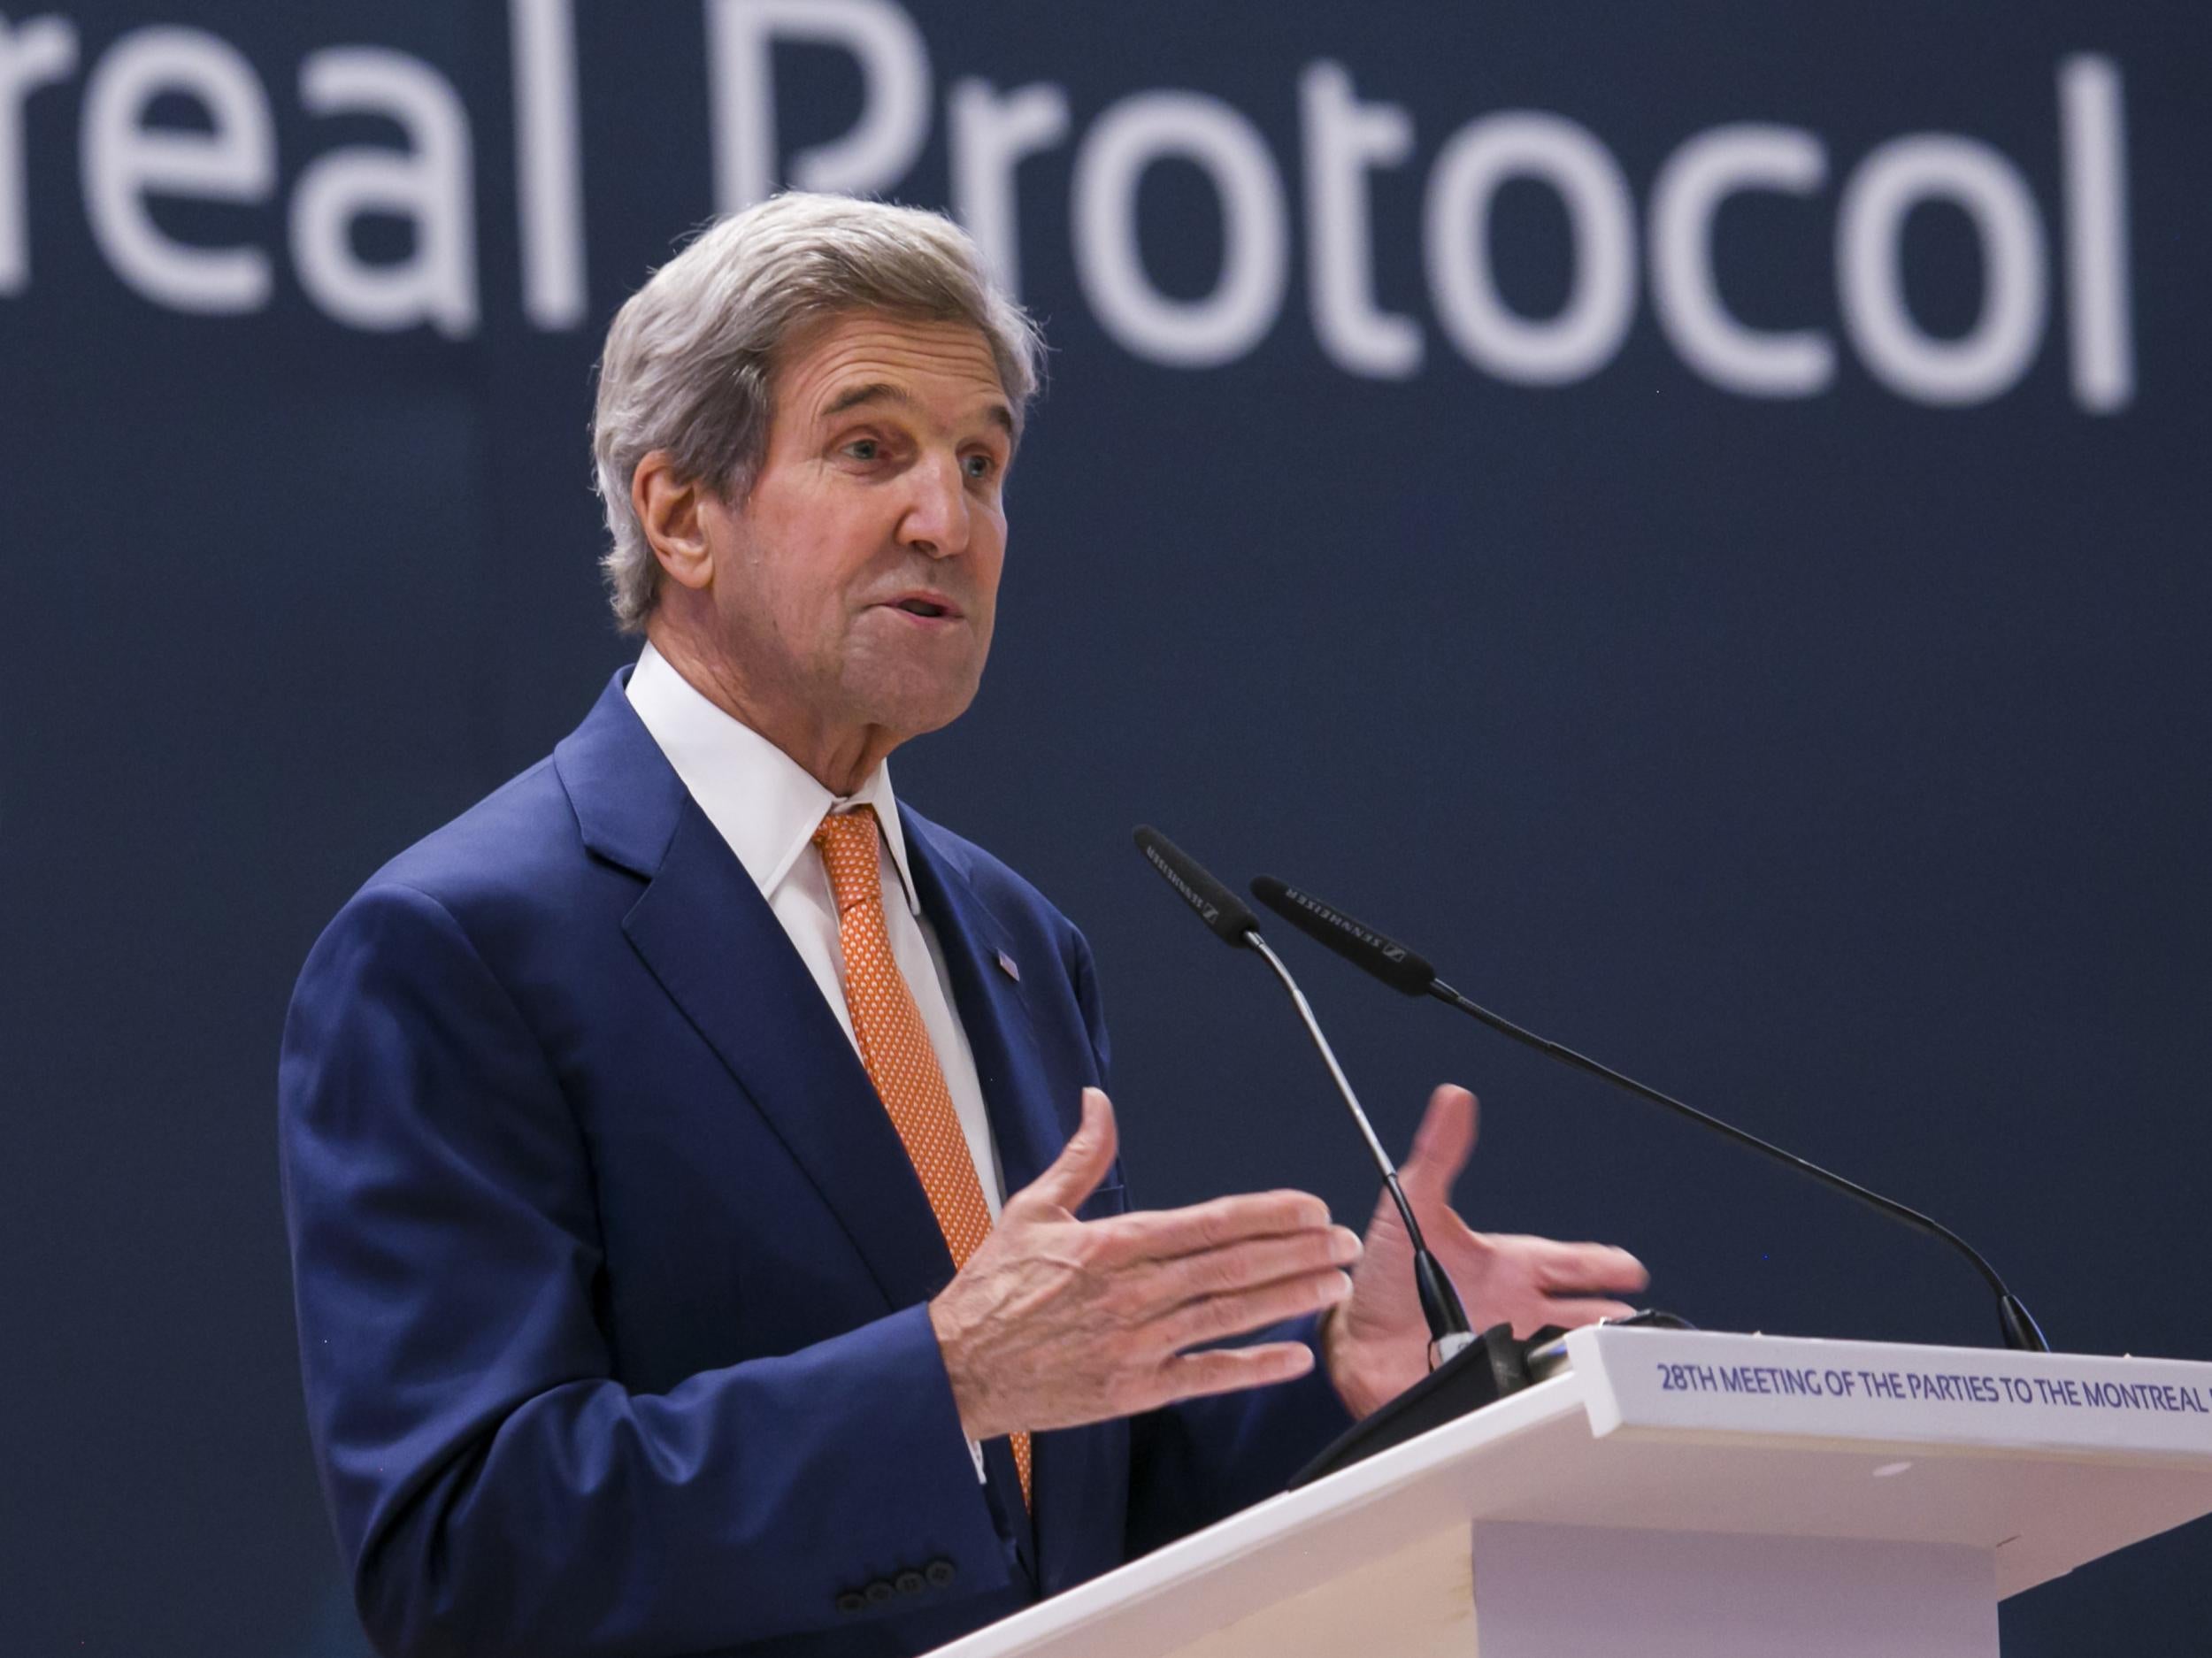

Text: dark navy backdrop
xmin=4 ymin=2 xmax=2208 ymax=1653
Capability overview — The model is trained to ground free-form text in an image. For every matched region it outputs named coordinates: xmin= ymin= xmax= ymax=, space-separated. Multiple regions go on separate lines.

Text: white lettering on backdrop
xmin=0 ymin=2 xmax=2137 ymax=411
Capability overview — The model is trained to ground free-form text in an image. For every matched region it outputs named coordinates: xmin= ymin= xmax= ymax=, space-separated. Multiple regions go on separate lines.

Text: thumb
xmin=1402 ymin=1085 xmax=1478 ymax=1206
xmin=1020 ymin=1086 xmax=1119 ymax=1214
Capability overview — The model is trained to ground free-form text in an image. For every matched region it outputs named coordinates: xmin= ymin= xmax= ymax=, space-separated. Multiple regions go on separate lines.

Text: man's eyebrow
xmin=819 ymin=381 xmax=911 ymax=421
xmin=818 ymin=380 xmax=1017 ymax=441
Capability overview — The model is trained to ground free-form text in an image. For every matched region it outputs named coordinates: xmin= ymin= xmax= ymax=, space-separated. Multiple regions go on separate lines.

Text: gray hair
xmin=590 ymin=193 xmax=1046 ymax=634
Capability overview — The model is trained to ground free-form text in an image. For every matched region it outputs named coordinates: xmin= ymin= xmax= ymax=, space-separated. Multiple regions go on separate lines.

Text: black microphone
xmin=1249 ymin=874 xmax=2052 ymax=1355
xmin=1133 ymin=828 xmax=1473 ymax=1365
xmin=1136 ymin=825 xmax=1261 ymax=947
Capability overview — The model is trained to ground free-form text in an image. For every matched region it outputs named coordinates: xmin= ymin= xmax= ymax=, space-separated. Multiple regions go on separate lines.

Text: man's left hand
xmin=1322 ymin=1084 xmax=1650 ymax=1419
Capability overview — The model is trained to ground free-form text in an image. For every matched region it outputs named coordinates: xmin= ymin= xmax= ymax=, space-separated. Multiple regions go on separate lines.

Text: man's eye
xmin=844 ymin=439 xmax=879 ymax=461
xmin=964 ymin=454 xmax=995 ymax=480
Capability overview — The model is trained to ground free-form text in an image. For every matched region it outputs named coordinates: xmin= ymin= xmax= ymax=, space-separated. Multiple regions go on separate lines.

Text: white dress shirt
xmin=625 ymin=643 xmax=1008 ymax=1218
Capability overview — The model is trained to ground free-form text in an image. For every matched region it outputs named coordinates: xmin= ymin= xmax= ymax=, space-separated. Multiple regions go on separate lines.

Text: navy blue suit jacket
xmin=279 ymin=672 xmax=1352 ymax=1658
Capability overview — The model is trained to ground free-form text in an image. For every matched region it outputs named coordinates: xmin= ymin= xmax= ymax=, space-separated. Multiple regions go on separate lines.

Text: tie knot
xmin=813 ymin=806 xmax=882 ymax=913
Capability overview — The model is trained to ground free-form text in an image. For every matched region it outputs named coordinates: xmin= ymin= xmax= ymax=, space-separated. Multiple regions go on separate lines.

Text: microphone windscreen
xmin=1249 ymin=877 xmax=1437 ymax=995
xmin=1133 ymin=826 xmax=1259 ymax=947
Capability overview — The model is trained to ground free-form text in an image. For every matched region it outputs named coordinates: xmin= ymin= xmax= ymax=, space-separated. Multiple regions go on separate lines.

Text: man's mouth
xmin=881 ymin=593 xmax=961 ymax=620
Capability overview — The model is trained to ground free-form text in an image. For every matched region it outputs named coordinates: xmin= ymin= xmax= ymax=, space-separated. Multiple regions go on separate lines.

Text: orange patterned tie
xmin=813 ymin=807 xmax=1032 ymax=1507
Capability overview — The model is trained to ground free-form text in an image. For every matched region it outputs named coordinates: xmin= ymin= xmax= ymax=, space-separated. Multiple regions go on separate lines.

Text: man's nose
xmin=897 ymin=452 xmax=972 ymax=560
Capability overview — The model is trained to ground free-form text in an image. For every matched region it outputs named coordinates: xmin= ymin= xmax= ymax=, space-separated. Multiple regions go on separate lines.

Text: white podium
xmin=931 ymin=1327 xmax=2212 ymax=1658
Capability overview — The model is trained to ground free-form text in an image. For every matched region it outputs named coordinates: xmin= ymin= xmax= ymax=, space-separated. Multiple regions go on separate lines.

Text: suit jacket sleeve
xmin=1062 ymin=934 xmax=1357 ymax=1558
xmin=279 ymin=882 xmax=1013 ymax=1658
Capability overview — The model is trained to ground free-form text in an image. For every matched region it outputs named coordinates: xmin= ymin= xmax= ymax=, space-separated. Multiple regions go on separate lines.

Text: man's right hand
xmin=927 ymin=1087 xmax=1360 ymax=1440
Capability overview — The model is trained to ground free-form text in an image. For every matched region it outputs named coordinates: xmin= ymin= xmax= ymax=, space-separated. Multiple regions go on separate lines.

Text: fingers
xmin=1523 ymin=1238 xmax=1649 ymax=1296
xmin=1019 ymin=1086 xmax=1119 ymax=1213
xmin=1100 ymin=1189 xmax=1333 ymax=1263
xmin=1148 ymin=1341 xmax=1317 ymax=1408
xmin=1400 ymin=1085 xmax=1479 ymax=1206
xmin=1154 ymin=1266 xmax=1353 ymax=1353
xmin=1138 ymin=1224 xmax=1361 ymax=1305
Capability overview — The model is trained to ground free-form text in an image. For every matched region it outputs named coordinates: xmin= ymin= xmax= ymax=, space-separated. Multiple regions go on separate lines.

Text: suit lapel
xmin=557 ymin=674 xmax=956 ymax=1316
xmin=624 ymin=806 xmax=962 ymax=1315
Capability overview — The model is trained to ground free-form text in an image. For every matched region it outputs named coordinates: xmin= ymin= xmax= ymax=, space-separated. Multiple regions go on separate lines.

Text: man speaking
xmin=278 ymin=193 xmax=1647 ymax=1658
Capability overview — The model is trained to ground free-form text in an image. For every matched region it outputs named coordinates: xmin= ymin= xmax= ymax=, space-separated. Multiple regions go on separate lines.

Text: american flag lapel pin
xmin=995 ymin=949 xmax=1020 ymax=982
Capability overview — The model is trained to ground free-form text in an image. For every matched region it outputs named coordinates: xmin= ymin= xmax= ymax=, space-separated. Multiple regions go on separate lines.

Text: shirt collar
xmin=625 ymin=642 xmax=921 ymax=916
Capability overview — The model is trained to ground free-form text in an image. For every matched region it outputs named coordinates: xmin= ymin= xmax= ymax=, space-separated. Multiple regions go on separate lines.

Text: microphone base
xmin=2000 ymin=1293 xmax=2052 ymax=1353
xmin=1287 ymin=1323 xmax=1534 ymax=1490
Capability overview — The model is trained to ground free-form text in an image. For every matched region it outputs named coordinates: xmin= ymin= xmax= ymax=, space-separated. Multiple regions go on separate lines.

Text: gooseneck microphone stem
xmin=1246 ymin=937 xmax=1429 ymax=1233
xmin=1248 ymin=938 xmax=1476 ymax=1365
xmin=1427 ymin=979 xmax=2042 ymax=1347
xmin=1245 ymin=934 xmax=1402 ymax=1203
xmin=1249 ymin=875 xmax=2050 ymax=1355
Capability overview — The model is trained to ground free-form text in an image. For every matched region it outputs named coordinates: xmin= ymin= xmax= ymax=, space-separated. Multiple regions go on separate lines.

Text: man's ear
xmin=632 ymin=451 xmax=716 ymax=593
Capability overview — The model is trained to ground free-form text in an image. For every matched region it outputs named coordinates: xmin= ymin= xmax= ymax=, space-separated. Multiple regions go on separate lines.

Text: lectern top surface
xmin=920 ymin=1330 xmax=2212 ymax=1658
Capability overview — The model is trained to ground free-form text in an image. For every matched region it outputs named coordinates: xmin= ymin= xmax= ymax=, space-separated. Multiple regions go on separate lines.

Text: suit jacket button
xmin=895 ymin=1570 xmax=926 ymax=1595
xmin=835 ymin=1592 xmax=868 ymax=1616
xmin=865 ymin=1579 xmax=896 ymax=1606
xmin=925 ymin=1558 xmax=956 ymax=1588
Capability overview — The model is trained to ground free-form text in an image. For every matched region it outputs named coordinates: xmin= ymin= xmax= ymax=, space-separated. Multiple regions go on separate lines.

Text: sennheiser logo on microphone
xmin=1286 ymin=887 xmax=1403 ymax=961
xmin=1145 ymin=845 xmax=1219 ymax=925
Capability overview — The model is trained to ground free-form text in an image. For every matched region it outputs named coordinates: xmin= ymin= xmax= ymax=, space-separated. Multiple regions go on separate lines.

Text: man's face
xmin=695 ymin=311 xmax=1014 ymax=747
